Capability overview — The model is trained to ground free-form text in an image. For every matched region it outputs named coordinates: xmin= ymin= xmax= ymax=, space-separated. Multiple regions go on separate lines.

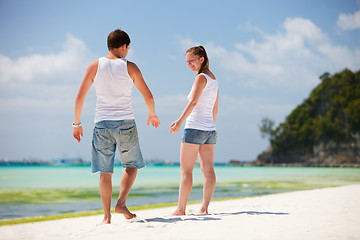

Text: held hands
xmin=147 ymin=114 xmax=160 ymax=128
xmin=169 ymin=119 xmax=182 ymax=133
xmin=73 ymin=126 xmax=83 ymax=142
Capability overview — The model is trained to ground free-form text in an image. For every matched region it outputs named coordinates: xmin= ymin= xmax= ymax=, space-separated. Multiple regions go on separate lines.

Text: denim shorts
xmin=182 ymin=128 xmax=217 ymax=145
xmin=91 ymin=119 xmax=145 ymax=173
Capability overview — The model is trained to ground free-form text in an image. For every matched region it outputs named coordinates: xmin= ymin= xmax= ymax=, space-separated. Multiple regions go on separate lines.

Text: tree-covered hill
xmin=257 ymin=68 xmax=360 ymax=167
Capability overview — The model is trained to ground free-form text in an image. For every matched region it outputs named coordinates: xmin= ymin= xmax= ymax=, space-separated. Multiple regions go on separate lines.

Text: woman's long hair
xmin=186 ymin=46 xmax=209 ymax=74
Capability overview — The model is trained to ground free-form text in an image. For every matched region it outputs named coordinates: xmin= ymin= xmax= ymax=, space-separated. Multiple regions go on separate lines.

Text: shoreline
xmin=1 ymin=184 xmax=359 ymax=240
xmin=0 ymin=196 xmax=262 ymax=226
xmin=0 ymin=202 xmax=179 ymax=226
xmin=0 ymin=186 xmax=329 ymax=226
xmin=0 ymin=183 xmax=354 ymax=226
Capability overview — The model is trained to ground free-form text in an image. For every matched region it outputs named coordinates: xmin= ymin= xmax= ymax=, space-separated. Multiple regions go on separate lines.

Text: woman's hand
xmin=169 ymin=119 xmax=182 ymax=133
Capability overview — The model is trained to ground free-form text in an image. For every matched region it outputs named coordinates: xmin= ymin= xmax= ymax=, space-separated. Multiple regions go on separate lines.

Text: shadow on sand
xmin=134 ymin=211 xmax=289 ymax=224
xmin=213 ymin=211 xmax=289 ymax=216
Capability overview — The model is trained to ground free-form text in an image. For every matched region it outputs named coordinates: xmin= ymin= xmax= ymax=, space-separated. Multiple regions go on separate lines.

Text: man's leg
xmin=115 ymin=167 xmax=138 ymax=219
xmin=98 ymin=172 xmax=112 ymax=226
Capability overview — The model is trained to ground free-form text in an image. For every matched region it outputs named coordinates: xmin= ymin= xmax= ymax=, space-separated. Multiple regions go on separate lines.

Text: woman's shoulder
xmin=200 ymin=70 xmax=216 ymax=80
xmin=195 ymin=73 xmax=207 ymax=81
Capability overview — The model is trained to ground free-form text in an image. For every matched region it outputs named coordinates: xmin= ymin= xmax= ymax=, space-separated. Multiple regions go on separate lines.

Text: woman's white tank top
xmin=184 ymin=73 xmax=218 ymax=131
xmin=93 ymin=57 xmax=135 ymax=123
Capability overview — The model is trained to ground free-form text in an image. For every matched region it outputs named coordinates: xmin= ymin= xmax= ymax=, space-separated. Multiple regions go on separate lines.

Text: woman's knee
xmin=180 ymin=168 xmax=193 ymax=177
xmin=202 ymin=167 xmax=215 ymax=178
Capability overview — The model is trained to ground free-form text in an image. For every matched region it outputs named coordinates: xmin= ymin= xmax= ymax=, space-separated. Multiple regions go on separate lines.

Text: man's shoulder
xmin=88 ymin=59 xmax=99 ymax=70
xmin=126 ymin=60 xmax=136 ymax=67
xmin=127 ymin=61 xmax=140 ymax=72
xmin=84 ymin=60 xmax=99 ymax=80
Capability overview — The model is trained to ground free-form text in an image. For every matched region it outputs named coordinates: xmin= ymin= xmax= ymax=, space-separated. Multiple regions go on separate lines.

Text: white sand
xmin=1 ymin=184 xmax=360 ymax=240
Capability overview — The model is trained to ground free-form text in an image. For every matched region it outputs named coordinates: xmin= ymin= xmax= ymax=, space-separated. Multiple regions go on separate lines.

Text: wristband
xmin=72 ymin=122 xmax=82 ymax=127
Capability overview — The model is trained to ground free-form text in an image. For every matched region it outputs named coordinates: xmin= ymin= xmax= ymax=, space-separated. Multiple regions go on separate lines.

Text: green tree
xmin=262 ymin=68 xmax=360 ymax=155
xmin=259 ymin=117 xmax=276 ymax=140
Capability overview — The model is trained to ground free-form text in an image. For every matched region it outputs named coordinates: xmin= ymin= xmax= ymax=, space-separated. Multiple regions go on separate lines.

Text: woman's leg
xmin=198 ymin=144 xmax=216 ymax=214
xmin=173 ymin=142 xmax=199 ymax=215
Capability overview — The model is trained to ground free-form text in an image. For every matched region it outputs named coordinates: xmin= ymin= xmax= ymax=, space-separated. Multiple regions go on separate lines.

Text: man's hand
xmin=147 ymin=114 xmax=160 ymax=128
xmin=73 ymin=126 xmax=83 ymax=142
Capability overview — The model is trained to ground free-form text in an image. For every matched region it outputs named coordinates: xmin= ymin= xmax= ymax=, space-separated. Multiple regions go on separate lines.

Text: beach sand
xmin=1 ymin=184 xmax=359 ymax=240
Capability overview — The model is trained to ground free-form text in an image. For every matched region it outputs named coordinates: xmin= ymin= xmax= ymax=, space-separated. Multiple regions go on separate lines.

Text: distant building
xmin=52 ymin=158 xmax=89 ymax=166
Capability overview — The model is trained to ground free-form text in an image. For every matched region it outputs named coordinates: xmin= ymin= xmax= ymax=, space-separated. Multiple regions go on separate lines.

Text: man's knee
xmin=125 ymin=167 xmax=138 ymax=174
xmin=100 ymin=172 xmax=112 ymax=180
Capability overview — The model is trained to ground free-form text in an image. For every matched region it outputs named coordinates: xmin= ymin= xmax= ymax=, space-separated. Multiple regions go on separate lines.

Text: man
xmin=73 ymin=29 xmax=160 ymax=225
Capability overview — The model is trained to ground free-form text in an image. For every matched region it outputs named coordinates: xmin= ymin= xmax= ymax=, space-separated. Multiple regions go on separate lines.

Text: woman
xmin=169 ymin=46 xmax=219 ymax=215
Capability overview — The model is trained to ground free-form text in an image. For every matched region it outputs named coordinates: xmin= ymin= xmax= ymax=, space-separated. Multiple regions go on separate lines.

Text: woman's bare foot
xmin=171 ymin=207 xmax=186 ymax=216
xmin=96 ymin=215 xmax=111 ymax=226
xmin=198 ymin=207 xmax=208 ymax=215
xmin=115 ymin=203 xmax=136 ymax=219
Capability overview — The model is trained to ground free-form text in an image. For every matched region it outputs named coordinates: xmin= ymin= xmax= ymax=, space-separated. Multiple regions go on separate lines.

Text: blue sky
xmin=0 ymin=0 xmax=359 ymax=163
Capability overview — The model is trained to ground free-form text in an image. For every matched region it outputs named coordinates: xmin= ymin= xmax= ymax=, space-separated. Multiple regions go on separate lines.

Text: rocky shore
xmin=255 ymin=134 xmax=360 ymax=167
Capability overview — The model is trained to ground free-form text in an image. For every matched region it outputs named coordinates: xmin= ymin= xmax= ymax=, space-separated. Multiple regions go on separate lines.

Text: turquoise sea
xmin=1 ymin=165 xmax=360 ymax=220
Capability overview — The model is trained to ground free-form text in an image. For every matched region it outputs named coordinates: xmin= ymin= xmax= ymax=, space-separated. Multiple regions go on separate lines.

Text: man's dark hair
xmin=107 ymin=29 xmax=131 ymax=50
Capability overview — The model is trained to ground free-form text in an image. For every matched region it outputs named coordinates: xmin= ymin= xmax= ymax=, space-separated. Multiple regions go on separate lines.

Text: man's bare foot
xmin=171 ymin=208 xmax=186 ymax=216
xmin=115 ymin=204 xmax=136 ymax=219
xmin=96 ymin=215 xmax=111 ymax=226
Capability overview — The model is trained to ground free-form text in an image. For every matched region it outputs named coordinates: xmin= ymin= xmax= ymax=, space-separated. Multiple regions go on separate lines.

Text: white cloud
xmin=0 ymin=34 xmax=92 ymax=84
xmin=176 ymin=35 xmax=199 ymax=52
xmin=238 ymin=21 xmax=267 ymax=37
xmin=337 ymin=10 xmax=360 ymax=30
xmin=178 ymin=17 xmax=360 ymax=93
xmin=0 ymin=34 xmax=95 ymax=118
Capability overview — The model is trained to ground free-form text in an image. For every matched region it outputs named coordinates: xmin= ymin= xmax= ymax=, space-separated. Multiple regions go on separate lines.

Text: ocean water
xmin=1 ymin=165 xmax=360 ymax=219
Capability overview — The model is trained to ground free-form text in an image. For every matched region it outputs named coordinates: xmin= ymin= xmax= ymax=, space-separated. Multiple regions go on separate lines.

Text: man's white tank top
xmin=184 ymin=73 xmax=218 ymax=131
xmin=93 ymin=57 xmax=135 ymax=123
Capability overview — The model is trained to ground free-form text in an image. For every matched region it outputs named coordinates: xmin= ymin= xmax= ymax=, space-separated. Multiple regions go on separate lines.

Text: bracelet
xmin=72 ymin=122 xmax=82 ymax=127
